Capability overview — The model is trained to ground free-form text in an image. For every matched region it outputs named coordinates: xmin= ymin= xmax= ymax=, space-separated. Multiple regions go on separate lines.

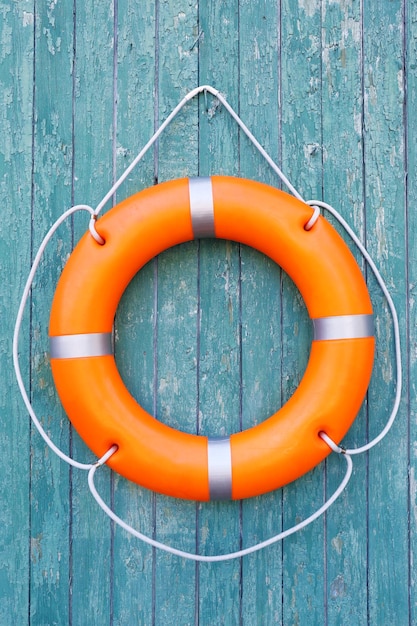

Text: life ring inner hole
xmin=114 ymin=238 xmax=311 ymax=437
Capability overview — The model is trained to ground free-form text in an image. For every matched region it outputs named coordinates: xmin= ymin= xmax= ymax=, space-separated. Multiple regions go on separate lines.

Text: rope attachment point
xmin=87 ymin=441 xmax=353 ymax=562
xmin=95 ymin=444 xmax=118 ymax=467
xmin=304 ymin=205 xmax=321 ymax=230
xmin=89 ymin=215 xmax=105 ymax=245
xmin=319 ymin=431 xmax=346 ymax=454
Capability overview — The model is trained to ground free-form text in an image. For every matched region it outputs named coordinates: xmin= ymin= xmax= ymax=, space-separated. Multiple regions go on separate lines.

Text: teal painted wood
xmin=29 ymin=1 xmax=74 ymax=623
xmin=198 ymin=4 xmax=239 ymax=624
xmin=154 ymin=3 xmax=200 ymax=625
xmin=2 ymin=1 xmax=415 ymax=624
xmin=0 ymin=1 xmax=33 ymax=624
xmin=70 ymin=3 xmax=115 ymax=625
xmin=280 ymin=3 xmax=327 ymax=625
xmin=112 ymin=1 xmax=156 ymax=623
xmin=407 ymin=2 xmax=417 ymax=624
xmin=321 ymin=2 xmax=368 ymax=623
xmin=239 ymin=2 xmax=283 ymax=624
xmin=363 ymin=2 xmax=409 ymax=625
xmin=197 ymin=4 xmax=243 ymax=625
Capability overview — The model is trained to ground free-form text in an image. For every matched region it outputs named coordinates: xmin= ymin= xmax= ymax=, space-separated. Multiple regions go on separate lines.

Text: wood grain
xmin=321 ymin=2 xmax=367 ymax=623
xmin=29 ymin=1 xmax=73 ymax=622
xmin=407 ymin=2 xmax=417 ymax=625
xmin=112 ymin=1 xmax=156 ymax=623
xmin=280 ymin=3 xmax=327 ymax=625
xmin=363 ymin=2 xmax=408 ymax=624
xmin=2 ymin=1 xmax=414 ymax=624
xmin=239 ymin=2 xmax=283 ymax=624
xmin=0 ymin=1 xmax=33 ymax=624
xmin=70 ymin=2 xmax=115 ymax=624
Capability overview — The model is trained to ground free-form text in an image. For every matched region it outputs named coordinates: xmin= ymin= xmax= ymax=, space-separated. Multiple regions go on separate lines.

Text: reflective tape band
xmin=189 ymin=177 xmax=215 ymax=238
xmin=312 ymin=314 xmax=374 ymax=341
xmin=49 ymin=332 xmax=113 ymax=359
xmin=207 ymin=437 xmax=232 ymax=500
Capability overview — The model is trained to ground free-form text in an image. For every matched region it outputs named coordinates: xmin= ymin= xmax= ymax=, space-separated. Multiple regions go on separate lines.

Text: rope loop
xmin=87 ymin=442 xmax=353 ymax=562
xmin=304 ymin=205 xmax=321 ymax=230
xmin=13 ymin=204 xmax=99 ymax=471
xmin=319 ymin=432 xmax=346 ymax=455
xmin=89 ymin=215 xmax=105 ymax=245
xmin=95 ymin=444 xmax=118 ymax=467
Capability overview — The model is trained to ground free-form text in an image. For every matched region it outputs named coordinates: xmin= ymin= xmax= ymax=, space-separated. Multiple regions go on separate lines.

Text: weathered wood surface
xmin=1 ymin=1 xmax=415 ymax=624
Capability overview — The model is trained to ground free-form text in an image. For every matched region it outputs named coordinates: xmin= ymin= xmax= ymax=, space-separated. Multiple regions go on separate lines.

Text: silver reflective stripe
xmin=313 ymin=314 xmax=374 ymax=341
xmin=208 ymin=437 xmax=232 ymax=500
xmin=49 ymin=332 xmax=113 ymax=359
xmin=189 ymin=177 xmax=215 ymax=238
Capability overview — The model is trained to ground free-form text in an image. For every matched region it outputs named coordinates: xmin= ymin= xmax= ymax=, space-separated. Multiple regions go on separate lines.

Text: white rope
xmin=89 ymin=85 xmax=312 ymax=237
xmin=13 ymin=85 xmax=401 ymax=561
xmin=304 ymin=205 xmax=321 ymax=231
xmin=306 ymin=200 xmax=402 ymax=455
xmin=92 ymin=85 xmax=304 ymax=215
xmin=88 ymin=437 xmax=352 ymax=563
xmin=13 ymin=205 xmax=97 ymax=471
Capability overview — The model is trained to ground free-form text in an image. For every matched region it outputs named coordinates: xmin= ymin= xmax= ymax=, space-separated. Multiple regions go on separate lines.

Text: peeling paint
xmin=22 ymin=11 xmax=34 ymax=27
xmin=31 ymin=535 xmax=43 ymax=564
xmin=331 ymin=534 xmax=344 ymax=555
xmin=177 ymin=44 xmax=191 ymax=61
xmin=1 ymin=20 xmax=12 ymax=58
xmin=173 ymin=10 xmax=186 ymax=29
xmin=375 ymin=207 xmax=388 ymax=262
xmin=410 ymin=467 xmax=417 ymax=528
xmin=353 ymin=109 xmax=362 ymax=136
xmin=397 ymin=68 xmax=404 ymax=96
xmin=254 ymin=37 xmax=260 ymax=61
xmin=341 ymin=16 xmax=361 ymax=45
xmin=43 ymin=27 xmax=62 ymax=55
xmin=298 ymin=0 xmax=319 ymax=18
xmin=330 ymin=574 xmax=347 ymax=599
xmin=47 ymin=0 xmax=58 ymax=27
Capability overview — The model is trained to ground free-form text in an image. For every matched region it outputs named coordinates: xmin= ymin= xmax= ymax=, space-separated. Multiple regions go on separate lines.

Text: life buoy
xmin=49 ymin=176 xmax=374 ymax=501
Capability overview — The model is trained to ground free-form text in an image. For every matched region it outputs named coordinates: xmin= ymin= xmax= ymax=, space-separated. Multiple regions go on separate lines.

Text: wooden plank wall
xmin=1 ymin=1 xmax=415 ymax=624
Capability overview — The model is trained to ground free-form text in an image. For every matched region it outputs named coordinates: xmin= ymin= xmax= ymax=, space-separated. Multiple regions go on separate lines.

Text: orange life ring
xmin=49 ymin=176 xmax=375 ymax=501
